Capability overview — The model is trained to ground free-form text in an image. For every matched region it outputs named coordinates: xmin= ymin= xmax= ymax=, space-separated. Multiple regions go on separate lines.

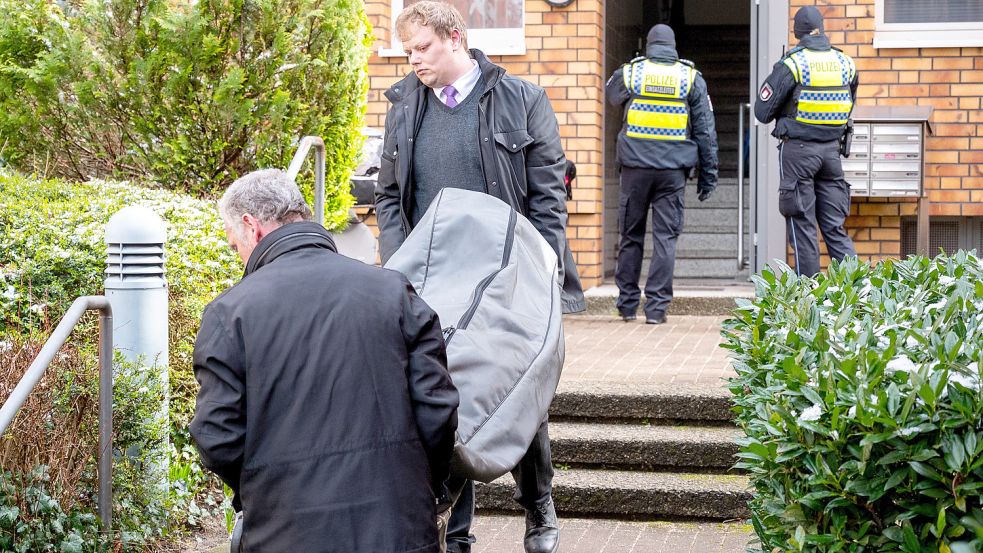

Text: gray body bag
xmin=385 ymin=188 xmax=564 ymax=483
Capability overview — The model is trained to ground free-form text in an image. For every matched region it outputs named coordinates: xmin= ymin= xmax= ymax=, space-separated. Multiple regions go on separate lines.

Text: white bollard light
xmin=104 ymin=206 xmax=169 ymax=500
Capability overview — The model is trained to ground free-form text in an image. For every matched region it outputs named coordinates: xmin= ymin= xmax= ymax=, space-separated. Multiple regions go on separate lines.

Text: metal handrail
xmin=0 ymin=296 xmax=113 ymax=531
xmin=737 ymin=103 xmax=750 ymax=271
xmin=286 ymin=136 xmax=326 ymax=226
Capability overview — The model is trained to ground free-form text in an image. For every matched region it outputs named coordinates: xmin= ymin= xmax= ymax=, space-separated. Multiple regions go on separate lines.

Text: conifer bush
xmin=0 ymin=0 xmax=370 ymax=228
xmin=724 ymin=253 xmax=983 ymax=553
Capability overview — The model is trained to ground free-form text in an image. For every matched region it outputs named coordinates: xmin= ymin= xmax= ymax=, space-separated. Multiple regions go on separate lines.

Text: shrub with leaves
xmin=0 ymin=0 xmax=371 ymax=227
xmin=1 ymin=173 xmax=240 ymax=545
xmin=724 ymin=252 xmax=983 ymax=553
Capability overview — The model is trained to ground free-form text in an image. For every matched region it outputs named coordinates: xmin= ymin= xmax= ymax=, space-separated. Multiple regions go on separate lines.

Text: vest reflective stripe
xmin=622 ymin=60 xmax=695 ymax=141
xmin=783 ymin=49 xmax=855 ymax=126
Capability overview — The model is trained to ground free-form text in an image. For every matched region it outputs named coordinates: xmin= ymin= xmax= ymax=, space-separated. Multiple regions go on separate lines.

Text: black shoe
xmin=619 ymin=312 xmax=637 ymax=322
xmin=645 ymin=313 xmax=667 ymax=325
xmin=524 ymin=498 xmax=559 ymax=553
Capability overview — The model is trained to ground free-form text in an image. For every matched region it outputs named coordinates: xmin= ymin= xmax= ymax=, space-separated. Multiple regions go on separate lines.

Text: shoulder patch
xmin=759 ymin=82 xmax=773 ymax=102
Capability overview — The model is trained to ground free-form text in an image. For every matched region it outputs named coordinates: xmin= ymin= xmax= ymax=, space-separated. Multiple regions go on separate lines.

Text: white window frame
xmin=874 ymin=0 xmax=983 ymax=48
xmin=379 ymin=0 xmax=526 ymax=58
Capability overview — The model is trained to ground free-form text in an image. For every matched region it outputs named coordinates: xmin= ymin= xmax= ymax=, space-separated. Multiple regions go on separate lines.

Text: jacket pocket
xmin=493 ymin=130 xmax=534 ymax=199
xmin=778 ymin=188 xmax=805 ymax=217
xmin=493 ymin=130 xmax=534 ymax=153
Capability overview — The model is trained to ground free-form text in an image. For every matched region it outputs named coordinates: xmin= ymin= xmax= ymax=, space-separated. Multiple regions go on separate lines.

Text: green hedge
xmin=724 ymin=254 xmax=983 ymax=552
xmin=0 ymin=0 xmax=371 ymax=228
xmin=1 ymin=173 xmax=241 ymax=546
xmin=0 ymin=172 xmax=240 ymax=423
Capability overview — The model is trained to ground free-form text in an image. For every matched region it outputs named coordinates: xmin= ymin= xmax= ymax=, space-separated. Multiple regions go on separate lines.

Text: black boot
xmin=523 ymin=497 xmax=559 ymax=553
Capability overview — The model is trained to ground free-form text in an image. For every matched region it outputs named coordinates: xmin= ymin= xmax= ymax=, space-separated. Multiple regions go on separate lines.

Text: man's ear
xmin=241 ymin=213 xmax=263 ymax=242
xmin=450 ymin=29 xmax=462 ymax=50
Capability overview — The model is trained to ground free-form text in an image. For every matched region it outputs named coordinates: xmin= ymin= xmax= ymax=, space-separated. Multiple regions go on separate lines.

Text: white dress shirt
xmin=434 ymin=59 xmax=481 ymax=106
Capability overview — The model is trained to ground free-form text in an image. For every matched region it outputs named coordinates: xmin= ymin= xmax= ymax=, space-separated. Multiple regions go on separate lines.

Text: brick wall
xmin=790 ymin=0 xmax=983 ymax=266
xmin=363 ymin=0 xmax=606 ymax=287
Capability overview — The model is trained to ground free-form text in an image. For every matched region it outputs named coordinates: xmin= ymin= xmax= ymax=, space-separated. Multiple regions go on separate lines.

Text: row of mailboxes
xmin=840 ymin=106 xmax=933 ymax=198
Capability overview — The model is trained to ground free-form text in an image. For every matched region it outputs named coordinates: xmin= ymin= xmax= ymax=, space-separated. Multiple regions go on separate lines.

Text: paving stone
xmin=470 ymin=515 xmax=754 ymax=553
xmin=560 ymin=316 xmax=736 ymax=386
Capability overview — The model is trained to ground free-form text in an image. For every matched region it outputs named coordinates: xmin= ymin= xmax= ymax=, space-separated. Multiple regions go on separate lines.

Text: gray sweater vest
xmin=411 ymin=82 xmax=486 ymax=226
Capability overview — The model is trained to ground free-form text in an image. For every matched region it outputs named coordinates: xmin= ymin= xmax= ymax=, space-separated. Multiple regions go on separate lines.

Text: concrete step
xmin=678 ymin=231 xmax=740 ymax=249
xmin=551 ymin=382 xmax=734 ymax=422
xmin=682 ymin=183 xmax=749 ymax=208
xmin=475 ymin=468 xmax=751 ymax=520
xmin=681 ymin=207 xmax=749 ymax=230
xmin=549 ymin=421 xmax=741 ymax=471
xmin=674 ymin=257 xmax=749 ymax=279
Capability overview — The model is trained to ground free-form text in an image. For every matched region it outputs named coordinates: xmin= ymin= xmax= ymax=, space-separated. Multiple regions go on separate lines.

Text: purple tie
xmin=442 ymin=85 xmax=458 ymax=108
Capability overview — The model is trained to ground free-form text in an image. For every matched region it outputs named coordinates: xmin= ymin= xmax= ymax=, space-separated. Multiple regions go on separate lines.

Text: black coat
xmin=375 ymin=49 xmax=586 ymax=314
xmin=605 ymin=43 xmax=719 ymax=193
xmin=190 ymin=222 xmax=459 ymax=553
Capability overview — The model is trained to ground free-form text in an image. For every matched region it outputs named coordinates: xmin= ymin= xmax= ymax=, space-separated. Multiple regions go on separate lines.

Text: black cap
xmin=793 ymin=6 xmax=824 ymax=39
xmin=646 ymin=24 xmax=676 ymax=48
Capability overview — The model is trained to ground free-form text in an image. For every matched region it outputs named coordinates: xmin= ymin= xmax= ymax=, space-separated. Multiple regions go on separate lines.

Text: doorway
xmin=603 ymin=0 xmax=752 ymax=282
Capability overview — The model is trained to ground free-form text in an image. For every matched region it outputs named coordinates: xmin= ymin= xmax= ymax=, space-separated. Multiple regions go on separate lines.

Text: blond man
xmin=374 ymin=3 xmax=584 ymax=553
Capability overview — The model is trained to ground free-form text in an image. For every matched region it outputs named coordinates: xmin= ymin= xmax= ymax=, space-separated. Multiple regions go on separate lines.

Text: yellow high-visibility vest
xmin=623 ymin=59 xmax=696 ymax=141
xmin=782 ymin=48 xmax=856 ymax=126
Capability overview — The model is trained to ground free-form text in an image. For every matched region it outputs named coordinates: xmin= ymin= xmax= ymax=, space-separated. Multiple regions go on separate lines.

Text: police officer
xmin=606 ymin=24 xmax=718 ymax=324
xmin=754 ymin=6 xmax=858 ymax=277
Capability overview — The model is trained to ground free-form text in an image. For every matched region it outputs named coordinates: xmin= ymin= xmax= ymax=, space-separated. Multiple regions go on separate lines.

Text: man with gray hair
xmin=191 ymin=169 xmax=460 ymax=551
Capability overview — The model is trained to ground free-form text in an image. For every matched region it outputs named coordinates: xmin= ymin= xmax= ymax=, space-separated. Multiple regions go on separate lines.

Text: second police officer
xmin=754 ymin=6 xmax=859 ymax=277
xmin=606 ymin=24 xmax=718 ymax=325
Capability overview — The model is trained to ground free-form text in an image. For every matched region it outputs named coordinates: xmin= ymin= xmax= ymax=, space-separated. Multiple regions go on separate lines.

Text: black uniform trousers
xmin=778 ymin=138 xmax=856 ymax=276
xmin=615 ymin=166 xmax=687 ymax=319
xmin=446 ymin=419 xmax=553 ymax=553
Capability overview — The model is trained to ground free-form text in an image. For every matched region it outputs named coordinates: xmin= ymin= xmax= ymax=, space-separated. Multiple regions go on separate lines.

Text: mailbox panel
xmin=870 ymin=179 xmax=920 ymax=196
xmin=871 ymin=124 xmax=921 ymax=141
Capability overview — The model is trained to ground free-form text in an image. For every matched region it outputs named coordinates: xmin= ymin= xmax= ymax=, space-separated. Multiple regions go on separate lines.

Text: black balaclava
xmin=793 ymin=6 xmax=824 ymax=39
xmin=646 ymin=24 xmax=676 ymax=48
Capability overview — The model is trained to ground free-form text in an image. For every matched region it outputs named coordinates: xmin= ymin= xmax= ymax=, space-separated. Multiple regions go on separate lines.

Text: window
xmin=875 ymin=0 xmax=983 ymax=48
xmin=380 ymin=0 xmax=526 ymax=57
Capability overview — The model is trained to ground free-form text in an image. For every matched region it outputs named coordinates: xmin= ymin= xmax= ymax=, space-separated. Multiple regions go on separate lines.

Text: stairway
xmin=475 ymin=382 xmax=751 ymax=521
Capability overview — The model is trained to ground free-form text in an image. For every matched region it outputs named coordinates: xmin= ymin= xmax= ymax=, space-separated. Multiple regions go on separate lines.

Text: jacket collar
xmin=797 ymin=33 xmax=831 ymax=52
xmin=645 ymin=43 xmax=679 ymax=63
xmin=384 ymin=48 xmax=504 ymax=104
xmin=243 ymin=221 xmax=337 ymax=276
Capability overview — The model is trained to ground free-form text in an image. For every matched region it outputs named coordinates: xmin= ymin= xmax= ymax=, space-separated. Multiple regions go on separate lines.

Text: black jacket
xmin=376 ymin=49 xmax=586 ymax=314
xmin=754 ymin=34 xmax=860 ymax=143
xmin=190 ymin=222 xmax=459 ymax=553
xmin=606 ymin=43 xmax=719 ymax=192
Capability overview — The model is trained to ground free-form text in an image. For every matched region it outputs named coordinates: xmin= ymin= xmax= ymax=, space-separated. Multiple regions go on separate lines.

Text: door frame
xmin=749 ymin=0 xmax=789 ymax=273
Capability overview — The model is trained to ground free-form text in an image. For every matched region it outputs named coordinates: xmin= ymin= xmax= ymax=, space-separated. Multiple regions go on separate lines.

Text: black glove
xmin=697 ymin=185 xmax=714 ymax=202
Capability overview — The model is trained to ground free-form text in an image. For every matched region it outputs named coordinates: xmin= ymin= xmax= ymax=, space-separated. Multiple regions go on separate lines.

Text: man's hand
xmin=697 ymin=185 xmax=714 ymax=202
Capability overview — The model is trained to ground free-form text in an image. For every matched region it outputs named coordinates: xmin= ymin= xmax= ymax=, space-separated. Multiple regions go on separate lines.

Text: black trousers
xmin=614 ymin=167 xmax=687 ymax=319
xmin=778 ymin=139 xmax=856 ymax=276
xmin=446 ymin=419 xmax=553 ymax=553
